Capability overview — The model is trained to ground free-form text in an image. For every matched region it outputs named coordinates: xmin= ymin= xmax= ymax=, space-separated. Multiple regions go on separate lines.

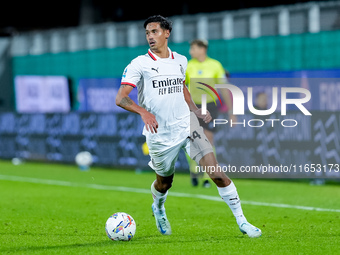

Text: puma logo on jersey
xmin=151 ymin=67 xmax=159 ymax=73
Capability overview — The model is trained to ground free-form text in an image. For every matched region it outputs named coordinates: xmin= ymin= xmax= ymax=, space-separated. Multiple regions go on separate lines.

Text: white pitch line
xmin=1 ymin=174 xmax=340 ymax=213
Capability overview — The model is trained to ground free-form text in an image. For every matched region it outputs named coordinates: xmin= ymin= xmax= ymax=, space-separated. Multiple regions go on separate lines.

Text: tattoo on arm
xmin=119 ymin=96 xmax=134 ymax=108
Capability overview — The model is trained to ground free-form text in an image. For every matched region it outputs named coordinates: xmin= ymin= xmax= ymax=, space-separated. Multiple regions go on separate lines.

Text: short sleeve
xmin=121 ymin=59 xmax=142 ymax=88
xmin=181 ymin=57 xmax=188 ymax=86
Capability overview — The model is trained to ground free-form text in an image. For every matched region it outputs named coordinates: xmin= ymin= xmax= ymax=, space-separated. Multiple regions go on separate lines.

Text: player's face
xmin=145 ymin=23 xmax=170 ymax=51
xmin=256 ymin=93 xmax=268 ymax=110
xmin=189 ymin=44 xmax=206 ymax=59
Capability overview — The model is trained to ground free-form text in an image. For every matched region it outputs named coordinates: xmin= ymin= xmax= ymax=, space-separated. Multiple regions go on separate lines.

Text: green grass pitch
xmin=0 ymin=160 xmax=339 ymax=254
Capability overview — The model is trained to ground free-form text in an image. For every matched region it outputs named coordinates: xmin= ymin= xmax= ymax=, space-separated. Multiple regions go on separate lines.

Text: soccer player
xmin=116 ymin=15 xmax=261 ymax=238
xmin=186 ymin=39 xmax=236 ymax=188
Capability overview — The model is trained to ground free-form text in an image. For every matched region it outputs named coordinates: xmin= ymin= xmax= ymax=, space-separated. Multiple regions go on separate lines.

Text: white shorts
xmin=146 ymin=112 xmax=213 ymax=177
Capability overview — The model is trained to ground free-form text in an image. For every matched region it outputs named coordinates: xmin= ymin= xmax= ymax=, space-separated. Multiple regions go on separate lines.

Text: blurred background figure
xmin=254 ymin=92 xmax=268 ymax=110
xmin=185 ymin=39 xmax=235 ymax=188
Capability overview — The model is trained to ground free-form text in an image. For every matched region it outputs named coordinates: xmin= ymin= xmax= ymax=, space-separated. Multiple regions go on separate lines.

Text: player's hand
xmin=141 ymin=111 xmax=158 ymax=133
xmin=194 ymin=108 xmax=212 ymax=123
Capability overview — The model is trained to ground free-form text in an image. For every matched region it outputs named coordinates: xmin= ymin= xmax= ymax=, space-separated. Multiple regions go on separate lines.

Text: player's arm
xmin=216 ymin=64 xmax=237 ymax=123
xmin=183 ymin=83 xmax=198 ymax=112
xmin=218 ymin=83 xmax=237 ymax=124
xmin=116 ymin=85 xmax=158 ymax=133
xmin=219 ymin=80 xmax=233 ymax=110
xmin=183 ymin=84 xmax=212 ymax=123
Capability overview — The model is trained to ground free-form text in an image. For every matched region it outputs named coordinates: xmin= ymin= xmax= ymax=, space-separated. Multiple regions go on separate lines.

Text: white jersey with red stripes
xmin=121 ymin=48 xmax=190 ymax=141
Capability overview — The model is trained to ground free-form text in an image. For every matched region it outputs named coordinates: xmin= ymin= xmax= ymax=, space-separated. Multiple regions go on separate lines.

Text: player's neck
xmin=151 ymin=45 xmax=169 ymax=58
xmin=197 ymin=55 xmax=207 ymax=62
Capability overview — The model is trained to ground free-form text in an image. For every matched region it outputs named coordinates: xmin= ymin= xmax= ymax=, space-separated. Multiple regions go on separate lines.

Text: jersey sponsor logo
xmin=152 ymin=77 xmax=184 ymax=96
xmin=152 ymin=78 xmax=184 ymax=88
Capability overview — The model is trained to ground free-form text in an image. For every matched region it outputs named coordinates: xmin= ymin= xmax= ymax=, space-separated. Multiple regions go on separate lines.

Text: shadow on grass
xmin=0 ymin=232 xmax=254 ymax=253
xmin=0 ymin=240 xmax=128 ymax=253
xmin=0 ymin=233 xmax=184 ymax=253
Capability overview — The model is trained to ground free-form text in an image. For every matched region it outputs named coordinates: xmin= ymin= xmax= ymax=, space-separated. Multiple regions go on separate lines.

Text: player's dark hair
xmin=190 ymin=39 xmax=209 ymax=49
xmin=144 ymin=15 xmax=172 ymax=32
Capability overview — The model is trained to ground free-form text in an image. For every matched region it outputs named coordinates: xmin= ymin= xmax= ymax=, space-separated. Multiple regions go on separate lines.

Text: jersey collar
xmin=148 ymin=48 xmax=174 ymax=61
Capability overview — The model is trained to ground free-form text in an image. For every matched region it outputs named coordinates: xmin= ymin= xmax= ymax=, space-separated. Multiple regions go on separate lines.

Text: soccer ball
xmin=105 ymin=212 xmax=136 ymax=241
xmin=75 ymin=151 xmax=93 ymax=170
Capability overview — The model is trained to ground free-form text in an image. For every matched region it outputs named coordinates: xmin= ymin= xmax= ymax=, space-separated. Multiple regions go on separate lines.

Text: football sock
xmin=217 ymin=181 xmax=247 ymax=226
xmin=151 ymin=181 xmax=168 ymax=213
